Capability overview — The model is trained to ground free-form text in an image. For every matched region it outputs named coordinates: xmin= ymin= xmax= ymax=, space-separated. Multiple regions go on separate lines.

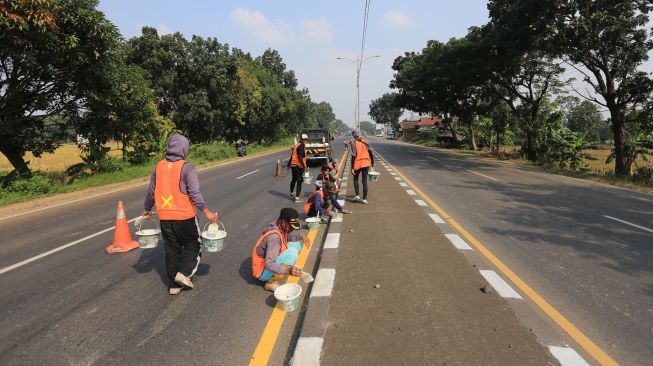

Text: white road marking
xmin=311 ymin=268 xmax=336 ymax=297
xmin=340 ymin=181 xmax=347 ymax=187
xmin=390 ymin=172 xmax=397 ymax=176
xmin=408 ymin=150 xmax=416 ymax=154
xmin=467 ymin=169 xmax=498 ymax=181
xmin=292 ymin=337 xmax=323 ymax=366
xmin=399 ymin=182 xmax=408 ymax=187
xmin=445 ymin=234 xmax=473 ymax=250
xmin=337 ymin=199 xmax=345 ymax=207
xmin=331 ymin=214 xmax=343 ymax=223
xmin=603 ymin=215 xmax=653 ymax=233
xmin=479 ymin=270 xmax=522 ymax=299
xmin=429 ymin=213 xmax=445 ymax=224
xmin=427 ymin=156 xmax=440 ymax=161
xmin=235 ymin=169 xmax=260 ymax=180
xmin=324 ymin=233 xmax=340 ymax=249
xmin=406 ymin=190 xmax=417 ymax=196
xmin=343 ymin=176 xmax=348 ymax=181
xmin=415 ymin=199 xmax=428 ymax=207
xmin=548 ymin=346 xmax=591 ymax=366
xmin=0 ymin=217 xmax=139 ymax=275
xmin=394 ymin=176 xmax=402 ymax=181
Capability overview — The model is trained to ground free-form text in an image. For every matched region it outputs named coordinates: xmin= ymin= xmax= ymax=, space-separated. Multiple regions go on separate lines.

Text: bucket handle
xmin=203 ymin=221 xmax=225 ymax=233
xmin=138 ymin=217 xmax=160 ymax=233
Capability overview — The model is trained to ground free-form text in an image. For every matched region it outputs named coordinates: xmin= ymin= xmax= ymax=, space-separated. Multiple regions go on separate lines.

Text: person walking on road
xmin=251 ymin=208 xmax=307 ymax=291
xmin=349 ymin=131 xmax=374 ymax=204
xmin=142 ymin=134 xmax=219 ymax=295
xmin=288 ymin=134 xmax=309 ymax=202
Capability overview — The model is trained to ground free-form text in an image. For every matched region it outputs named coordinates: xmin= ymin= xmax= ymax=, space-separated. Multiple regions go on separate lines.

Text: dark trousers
xmin=353 ymin=167 xmax=369 ymax=199
xmin=290 ymin=165 xmax=304 ymax=197
xmin=160 ymin=217 xmax=202 ymax=288
xmin=308 ymin=199 xmax=329 ymax=217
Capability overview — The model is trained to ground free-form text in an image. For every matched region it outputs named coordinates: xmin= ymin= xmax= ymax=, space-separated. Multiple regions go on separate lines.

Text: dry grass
xmin=0 ymin=144 xmax=122 ymax=172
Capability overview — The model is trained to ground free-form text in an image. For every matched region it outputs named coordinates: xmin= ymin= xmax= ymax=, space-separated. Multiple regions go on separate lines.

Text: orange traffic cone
xmin=105 ymin=201 xmax=139 ymax=254
xmin=274 ymin=159 xmax=284 ymax=177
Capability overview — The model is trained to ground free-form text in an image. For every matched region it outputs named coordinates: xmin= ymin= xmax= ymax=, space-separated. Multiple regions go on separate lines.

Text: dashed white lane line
xmin=399 ymin=182 xmax=408 ymax=187
xmin=390 ymin=172 xmax=397 ymax=176
xmin=342 ymin=176 xmax=348 ymax=181
xmin=340 ymin=181 xmax=347 ymax=187
xmin=394 ymin=177 xmax=402 ymax=181
xmin=0 ymin=216 xmax=139 ymax=275
xmin=444 ymin=234 xmax=473 ymax=250
xmin=324 ymin=233 xmax=340 ymax=249
xmin=466 ymin=169 xmax=498 ymax=181
xmin=311 ymin=268 xmax=336 ymax=297
xmin=427 ymin=156 xmax=440 ymax=161
xmin=429 ymin=213 xmax=445 ymax=224
xmin=337 ymin=199 xmax=345 ymax=207
xmin=408 ymin=150 xmax=416 ymax=154
xmin=479 ymin=270 xmax=523 ymax=299
xmin=235 ymin=169 xmax=260 ymax=180
xmin=331 ymin=214 xmax=343 ymax=223
xmin=406 ymin=190 xmax=417 ymax=196
xmin=415 ymin=199 xmax=428 ymax=207
xmin=292 ymin=337 xmax=323 ymax=366
xmin=548 ymin=346 xmax=591 ymax=366
xmin=603 ymin=215 xmax=653 ymax=233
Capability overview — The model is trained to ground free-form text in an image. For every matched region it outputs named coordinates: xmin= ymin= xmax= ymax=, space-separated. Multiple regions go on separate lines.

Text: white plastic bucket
xmin=368 ymin=168 xmax=381 ymax=182
xmin=274 ymin=283 xmax=302 ymax=312
xmin=135 ymin=218 xmax=161 ymax=249
xmin=305 ymin=217 xmax=320 ymax=230
xmin=201 ymin=221 xmax=227 ymax=252
xmin=302 ymin=172 xmax=313 ymax=184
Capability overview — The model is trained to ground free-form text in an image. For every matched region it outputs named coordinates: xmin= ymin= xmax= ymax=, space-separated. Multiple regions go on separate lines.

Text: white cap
xmin=301 ymin=133 xmax=309 ymax=139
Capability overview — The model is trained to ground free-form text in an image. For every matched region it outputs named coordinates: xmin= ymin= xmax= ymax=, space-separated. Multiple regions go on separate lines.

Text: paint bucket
xmin=135 ymin=218 xmax=161 ymax=249
xmin=274 ymin=283 xmax=302 ymax=312
xmin=305 ymin=217 xmax=320 ymax=230
xmin=302 ymin=172 xmax=313 ymax=184
xmin=368 ymin=168 xmax=381 ymax=182
xmin=201 ymin=221 xmax=227 ymax=252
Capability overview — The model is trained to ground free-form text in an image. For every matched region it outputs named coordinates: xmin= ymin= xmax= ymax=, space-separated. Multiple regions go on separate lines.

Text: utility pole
xmin=337 ymin=55 xmax=380 ymax=132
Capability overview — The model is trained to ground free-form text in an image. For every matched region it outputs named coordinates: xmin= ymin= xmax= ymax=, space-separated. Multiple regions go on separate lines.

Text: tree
xmin=314 ymin=101 xmax=335 ymax=130
xmin=369 ymin=93 xmax=402 ymax=129
xmin=359 ymin=121 xmax=375 ymax=135
xmin=0 ymin=0 xmax=120 ymax=176
xmin=562 ymin=97 xmax=608 ymax=142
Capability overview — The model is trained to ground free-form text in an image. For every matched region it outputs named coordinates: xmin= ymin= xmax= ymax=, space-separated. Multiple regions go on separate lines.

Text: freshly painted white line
xmin=479 ymin=270 xmax=523 ymax=299
xmin=408 ymin=150 xmax=416 ymax=154
xmin=445 ymin=234 xmax=473 ymax=250
xmin=291 ymin=337 xmax=323 ymax=366
xmin=394 ymin=177 xmax=402 ymax=181
xmin=337 ymin=199 xmax=345 ymax=208
xmin=390 ymin=172 xmax=397 ymax=176
xmin=311 ymin=268 xmax=336 ymax=297
xmin=467 ymin=169 xmax=498 ymax=181
xmin=324 ymin=233 xmax=340 ymax=249
xmin=340 ymin=181 xmax=347 ymax=187
xmin=235 ymin=169 xmax=260 ymax=180
xmin=331 ymin=214 xmax=343 ymax=223
xmin=406 ymin=190 xmax=417 ymax=196
xmin=343 ymin=176 xmax=348 ymax=181
xmin=0 ymin=217 xmax=139 ymax=275
xmin=427 ymin=156 xmax=440 ymax=161
xmin=603 ymin=215 xmax=653 ymax=233
xmin=399 ymin=182 xmax=408 ymax=187
xmin=415 ymin=199 xmax=428 ymax=207
xmin=429 ymin=213 xmax=445 ymax=224
xmin=548 ymin=346 xmax=591 ymax=366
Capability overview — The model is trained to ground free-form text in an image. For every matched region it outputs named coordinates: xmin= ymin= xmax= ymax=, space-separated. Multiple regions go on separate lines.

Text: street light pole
xmin=337 ymin=55 xmax=380 ymax=133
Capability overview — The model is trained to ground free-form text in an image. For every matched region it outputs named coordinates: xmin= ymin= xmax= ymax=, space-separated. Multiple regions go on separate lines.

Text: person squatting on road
xmin=304 ymin=180 xmax=330 ymax=220
xmin=142 ymin=134 xmax=219 ymax=295
xmin=288 ymin=134 xmax=309 ymax=202
xmin=348 ymin=131 xmax=374 ymax=204
xmin=251 ymin=208 xmax=308 ymax=291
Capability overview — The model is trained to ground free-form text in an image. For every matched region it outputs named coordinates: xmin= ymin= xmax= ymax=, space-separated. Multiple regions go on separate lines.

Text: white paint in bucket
xmin=274 ymin=283 xmax=303 ymax=312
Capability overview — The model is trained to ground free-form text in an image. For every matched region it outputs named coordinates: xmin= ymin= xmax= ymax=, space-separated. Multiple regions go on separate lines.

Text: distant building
xmin=399 ymin=115 xmax=442 ymax=139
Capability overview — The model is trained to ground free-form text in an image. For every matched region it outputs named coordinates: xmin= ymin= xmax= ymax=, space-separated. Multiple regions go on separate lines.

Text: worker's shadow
xmin=239 ymin=258 xmax=283 ymax=308
xmin=132 ymin=241 xmax=210 ymax=286
xmin=267 ymin=190 xmax=292 ymax=199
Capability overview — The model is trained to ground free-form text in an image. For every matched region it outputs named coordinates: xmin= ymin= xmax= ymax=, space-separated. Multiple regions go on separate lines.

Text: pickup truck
xmin=301 ymin=128 xmax=333 ymax=165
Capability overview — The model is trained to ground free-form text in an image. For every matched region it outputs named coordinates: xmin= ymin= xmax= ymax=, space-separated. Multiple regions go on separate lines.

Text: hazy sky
xmin=98 ymin=0 xmax=490 ymax=126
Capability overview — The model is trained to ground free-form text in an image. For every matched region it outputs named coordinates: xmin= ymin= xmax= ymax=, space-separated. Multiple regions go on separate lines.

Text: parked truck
xmin=300 ymin=128 xmax=333 ymax=165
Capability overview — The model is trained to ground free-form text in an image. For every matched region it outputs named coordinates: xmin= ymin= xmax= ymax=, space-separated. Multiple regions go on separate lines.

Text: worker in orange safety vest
xmin=288 ymin=134 xmax=309 ymax=202
xmin=348 ymin=131 xmax=374 ymax=204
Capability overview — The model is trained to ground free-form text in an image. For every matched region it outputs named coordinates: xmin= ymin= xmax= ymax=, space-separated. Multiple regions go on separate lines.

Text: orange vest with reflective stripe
xmin=353 ymin=141 xmax=371 ymax=170
xmin=304 ymin=190 xmax=324 ymax=215
xmin=252 ymin=228 xmax=287 ymax=279
xmin=154 ymin=160 xmax=197 ymax=220
xmin=290 ymin=143 xmax=305 ymax=167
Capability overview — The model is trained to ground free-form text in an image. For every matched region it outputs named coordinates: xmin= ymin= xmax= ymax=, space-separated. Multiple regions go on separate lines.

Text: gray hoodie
xmin=260 ymin=222 xmax=304 ymax=275
xmin=144 ymin=134 xmax=208 ymax=213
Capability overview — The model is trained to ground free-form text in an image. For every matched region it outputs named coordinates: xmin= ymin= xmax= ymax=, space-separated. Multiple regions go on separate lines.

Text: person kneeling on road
xmin=304 ymin=181 xmax=331 ymax=221
xmin=251 ymin=208 xmax=308 ymax=291
xmin=323 ymin=181 xmax=351 ymax=214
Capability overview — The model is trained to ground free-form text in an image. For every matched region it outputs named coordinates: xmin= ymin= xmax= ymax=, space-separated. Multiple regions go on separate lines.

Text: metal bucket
xmin=274 ymin=283 xmax=302 ymax=312
xmin=201 ymin=221 xmax=227 ymax=252
xmin=135 ymin=218 xmax=161 ymax=249
xmin=305 ymin=217 xmax=320 ymax=230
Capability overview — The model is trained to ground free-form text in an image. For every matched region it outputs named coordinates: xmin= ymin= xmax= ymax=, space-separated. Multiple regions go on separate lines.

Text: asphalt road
xmin=0 ymin=142 xmax=345 ymax=365
xmin=371 ymin=138 xmax=653 ymax=366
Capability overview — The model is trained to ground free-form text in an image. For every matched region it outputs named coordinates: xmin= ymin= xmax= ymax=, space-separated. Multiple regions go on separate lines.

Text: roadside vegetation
xmin=0 ymin=0 xmax=344 ymax=205
xmin=369 ymin=1 xmax=653 ymax=188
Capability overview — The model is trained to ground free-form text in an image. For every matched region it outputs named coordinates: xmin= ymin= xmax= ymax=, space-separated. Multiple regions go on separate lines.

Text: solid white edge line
xmin=603 ymin=215 xmax=653 ymax=233
xmin=406 ymin=190 xmax=417 ymax=196
xmin=467 ymin=169 xmax=498 ymax=181
xmin=429 ymin=213 xmax=445 ymax=224
xmin=415 ymin=199 xmax=428 ymax=207
xmin=291 ymin=337 xmax=323 ymax=366
xmin=444 ymin=233 xmax=473 ymax=250
xmin=0 ymin=217 xmax=139 ymax=275
xmin=235 ymin=169 xmax=260 ymax=180
xmin=548 ymin=346 xmax=591 ymax=366
xmin=479 ymin=270 xmax=523 ymax=299
xmin=310 ymin=268 xmax=336 ymax=297
xmin=324 ymin=233 xmax=340 ymax=249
